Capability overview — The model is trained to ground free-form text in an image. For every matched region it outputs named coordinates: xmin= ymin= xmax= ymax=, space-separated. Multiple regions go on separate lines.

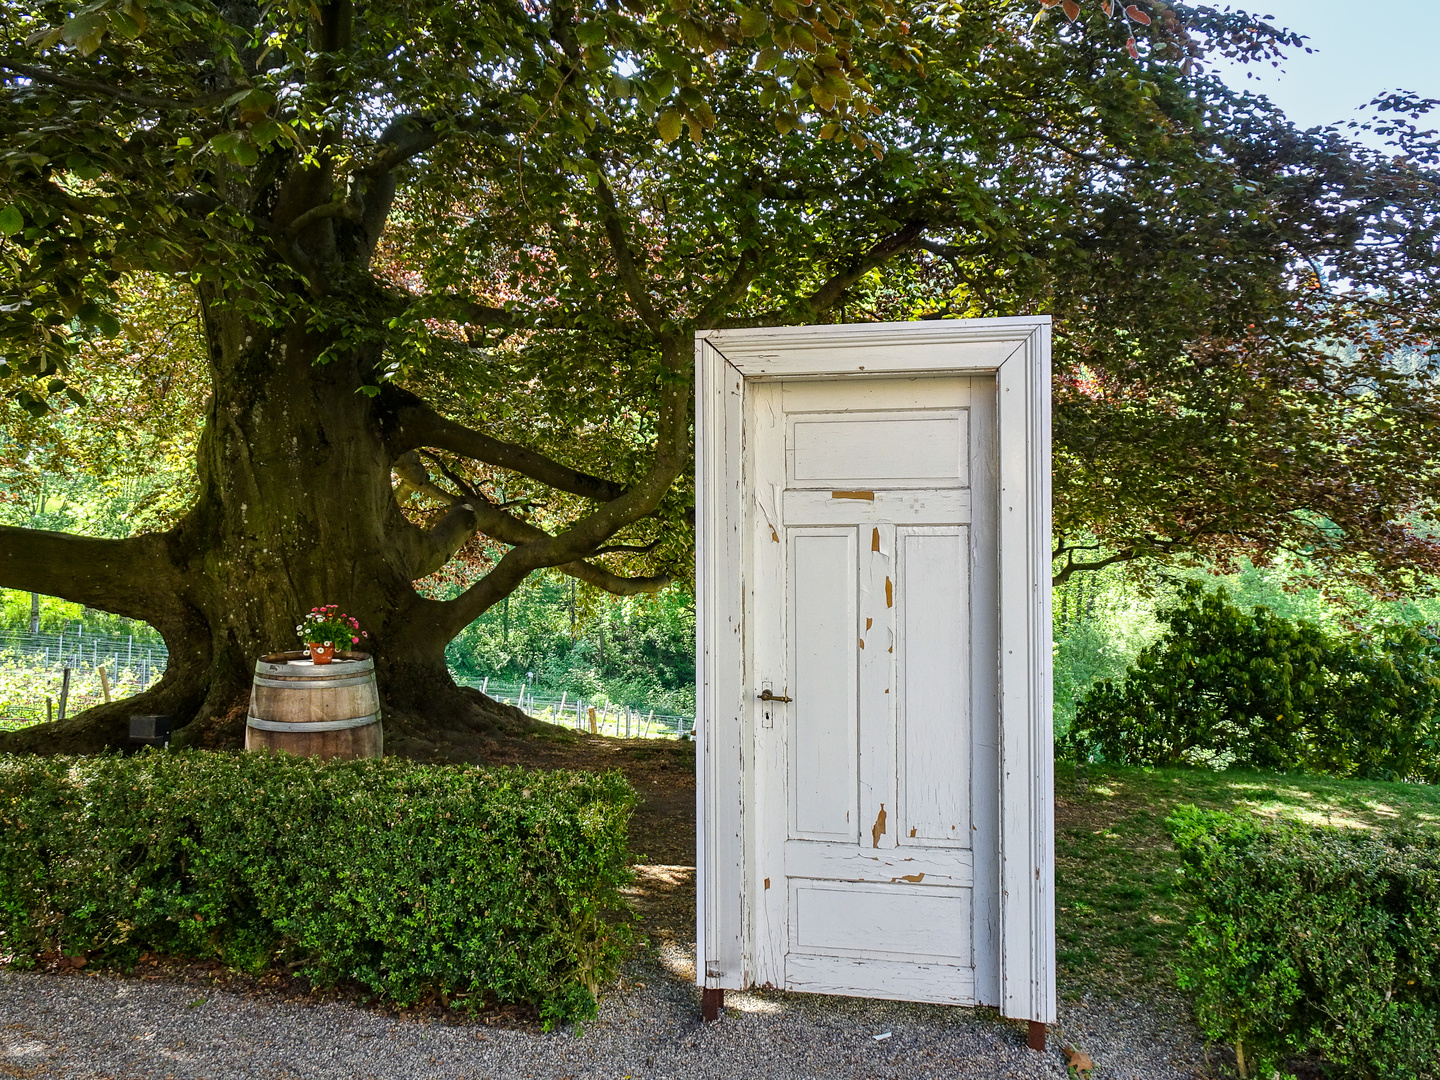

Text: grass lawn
xmin=1054 ymin=762 xmax=1440 ymax=998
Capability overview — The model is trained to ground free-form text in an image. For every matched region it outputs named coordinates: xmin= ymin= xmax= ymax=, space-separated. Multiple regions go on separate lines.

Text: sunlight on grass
xmin=1055 ymin=762 xmax=1440 ymax=998
xmin=1244 ymin=802 xmax=1376 ymax=830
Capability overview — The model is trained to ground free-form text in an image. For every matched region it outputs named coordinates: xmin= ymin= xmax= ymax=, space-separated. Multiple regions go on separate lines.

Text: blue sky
xmin=1210 ymin=0 xmax=1439 ymax=139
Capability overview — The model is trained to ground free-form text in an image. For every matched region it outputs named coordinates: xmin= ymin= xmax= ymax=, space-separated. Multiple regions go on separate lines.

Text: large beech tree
xmin=1 ymin=0 xmax=1438 ymax=753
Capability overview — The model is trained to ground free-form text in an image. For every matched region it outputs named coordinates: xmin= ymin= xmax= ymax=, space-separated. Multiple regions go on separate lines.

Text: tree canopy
xmin=1 ymin=0 xmax=1438 ymax=751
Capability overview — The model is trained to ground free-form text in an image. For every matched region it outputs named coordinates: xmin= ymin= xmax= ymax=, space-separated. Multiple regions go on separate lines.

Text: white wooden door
xmin=747 ymin=374 xmax=1000 ymax=1005
xmin=696 ymin=318 xmax=1054 ymax=1025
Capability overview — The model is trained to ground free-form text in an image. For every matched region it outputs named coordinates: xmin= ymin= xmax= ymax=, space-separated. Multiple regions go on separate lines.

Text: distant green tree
xmin=442 ymin=572 xmax=694 ymax=708
xmin=1068 ymin=582 xmax=1440 ymax=779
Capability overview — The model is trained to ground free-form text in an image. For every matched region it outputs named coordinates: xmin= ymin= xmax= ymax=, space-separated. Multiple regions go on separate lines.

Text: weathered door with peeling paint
xmin=747 ymin=374 xmax=1000 ymax=1005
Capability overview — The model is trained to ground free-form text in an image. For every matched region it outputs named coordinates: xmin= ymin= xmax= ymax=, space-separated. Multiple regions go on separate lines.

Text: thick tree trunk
xmin=0 ymin=289 xmax=540 ymax=757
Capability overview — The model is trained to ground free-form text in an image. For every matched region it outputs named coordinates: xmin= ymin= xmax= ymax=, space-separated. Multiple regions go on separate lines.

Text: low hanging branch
xmin=387 ymin=389 xmax=629 ymax=504
xmin=393 ymin=451 xmax=670 ymax=598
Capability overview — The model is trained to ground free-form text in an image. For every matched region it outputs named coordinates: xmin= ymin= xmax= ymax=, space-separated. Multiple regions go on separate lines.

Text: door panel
xmin=791 ymin=881 xmax=973 ymax=959
xmin=788 ymin=529 xmax=858 ymax=842
xmin=784 ymin=955 xmax=977 ymax=1004
xmin=789 ymin=413 xmax=968 ymax=486
xmin=898 ymin=527 xmax=971 ymax=849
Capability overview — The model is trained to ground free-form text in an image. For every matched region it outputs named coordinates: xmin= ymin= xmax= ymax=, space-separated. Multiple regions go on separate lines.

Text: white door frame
xmin=695 ymin=317 xmax=1054 ymax=1024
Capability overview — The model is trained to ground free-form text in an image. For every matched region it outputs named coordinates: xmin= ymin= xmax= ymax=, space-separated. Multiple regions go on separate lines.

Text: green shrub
xmin=1067 ymin=582 xmax=1440 ymax=778
xmin=1168 ymin=805 xmax=1440 ymax=1079
xmin=0 ymin=752 xmax=636 ymax=1025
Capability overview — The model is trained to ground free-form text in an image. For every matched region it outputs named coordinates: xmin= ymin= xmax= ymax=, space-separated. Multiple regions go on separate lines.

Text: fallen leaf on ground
xmin=1063 ymin=1044 xmax=1095 ymax=1074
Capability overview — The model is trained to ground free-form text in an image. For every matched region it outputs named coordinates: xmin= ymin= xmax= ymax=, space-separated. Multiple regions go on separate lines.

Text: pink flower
xmin=352 ymin=636 xmax=360 ymax=644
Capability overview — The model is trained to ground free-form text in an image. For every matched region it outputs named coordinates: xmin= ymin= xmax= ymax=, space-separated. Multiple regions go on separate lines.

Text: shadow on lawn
xmin=1053 ymin=763 xmax=1440 ymax=998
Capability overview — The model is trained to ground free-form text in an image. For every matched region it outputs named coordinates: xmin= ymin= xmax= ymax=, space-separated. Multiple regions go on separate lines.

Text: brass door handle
xmin=758 ymin=689 xmax=792 ymax=702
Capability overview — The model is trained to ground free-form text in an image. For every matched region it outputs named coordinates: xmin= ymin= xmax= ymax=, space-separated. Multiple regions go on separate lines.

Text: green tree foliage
xmin=0 ymin=273 xmax=204 ymax=535
xmin=1 ymin=0 xmax=1438 ymax=749
xmin=446 ymin=574 xmax=695 ymax=710
xmin=1068 ymin=582 xmax=1440 ymax=778
xmin=0 ymin=588 xmax=160 ymax=638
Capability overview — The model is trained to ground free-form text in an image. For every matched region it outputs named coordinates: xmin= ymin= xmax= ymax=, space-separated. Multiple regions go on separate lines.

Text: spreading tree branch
xmin=1051 ymin=527 xmax=1213 ymax=585
xmin=560 ymin=559 xmax=669 ymax=594
xmin=386 ymin=388 xmax=629 ymax=503
xmin=0 ymin=526 xmax=185 ymax=624
xmin=284 ymin=197 xmax=363 ymax=236
xmin=591 ymin=174 xmax=666 ymax=339
xmin=365 ymin=114 xmax=442 ymax=176
xmin=1051 ymin=546 xmax=1138 ymax=586
xmin=355 ymin=111 xmax=510 ymax=206
xmin=805 ymin=219 xmax=929 ymax=313
xmin=696 ymin=249 xmax=762 ymax=329
xmin=392 ymin=449 xmax=457 ymax=504
xmin=435 ymin=372 xmax=690 ymax=633
xmin=0 ymin=58 xmax=233 ymax=111
xmin=591 ymin=540 xmax=662 ymax=556
xmin=393 ymin=450 xmax=667 ymax=594
xmin=715 ymin=220 xmax=931 ymax=328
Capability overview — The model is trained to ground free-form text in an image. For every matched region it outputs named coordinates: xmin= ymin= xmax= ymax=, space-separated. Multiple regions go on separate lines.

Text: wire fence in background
xmin=453 ymin=675 xmax=695 ymax=740
xmin=0 ymin=629 xmax=695 ymax=739
xmin=0 ymin=628 xmax=169 ymax=678
xmin=0 ymin=627 xmax=170 ymax=724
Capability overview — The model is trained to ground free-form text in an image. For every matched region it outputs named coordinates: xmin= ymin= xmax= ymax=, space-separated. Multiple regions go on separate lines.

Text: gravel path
xmin=1 ymin=941 xmax=1210 ymax=1080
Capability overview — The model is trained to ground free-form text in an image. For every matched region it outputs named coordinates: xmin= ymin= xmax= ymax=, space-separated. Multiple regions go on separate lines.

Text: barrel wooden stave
xmin=245 ymin=650 xmax=382 ymax=760
xmin=244 ymin=722 xmax=382 ymax=759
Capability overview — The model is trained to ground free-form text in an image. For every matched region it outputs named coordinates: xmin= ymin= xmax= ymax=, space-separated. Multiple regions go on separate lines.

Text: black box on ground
xmin=127 ymin=714 xmax=172 ymax=754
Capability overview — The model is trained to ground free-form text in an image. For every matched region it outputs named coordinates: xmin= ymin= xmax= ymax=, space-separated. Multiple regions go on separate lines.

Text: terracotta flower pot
xmin=307 ymin=642 xmax=336 ymax=664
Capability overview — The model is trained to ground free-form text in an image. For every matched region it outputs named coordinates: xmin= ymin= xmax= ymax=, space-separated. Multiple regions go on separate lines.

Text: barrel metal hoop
xmin=246 ymin=713 xmax=380 ymax=733
xmin=253 ymin=675 xmax=374 ymax=690
xmin=254 ymin=658 xmax=375 ymax=677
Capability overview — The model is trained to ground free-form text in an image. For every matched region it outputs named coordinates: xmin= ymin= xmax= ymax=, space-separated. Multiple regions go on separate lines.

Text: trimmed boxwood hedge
xmin=0 ymin=751 xmax=636 ymax=1025
xmin=1169 ymin=805 xmax=1440 ymax=1079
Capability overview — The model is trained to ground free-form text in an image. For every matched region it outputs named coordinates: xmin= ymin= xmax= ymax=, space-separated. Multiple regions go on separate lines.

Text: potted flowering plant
xmin=296 ymin=605 xmax=368 ymax=665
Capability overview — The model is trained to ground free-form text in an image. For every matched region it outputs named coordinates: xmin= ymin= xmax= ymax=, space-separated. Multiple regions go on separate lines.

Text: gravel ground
xmin=0 ymin=942 xmax=1212 ymax=1080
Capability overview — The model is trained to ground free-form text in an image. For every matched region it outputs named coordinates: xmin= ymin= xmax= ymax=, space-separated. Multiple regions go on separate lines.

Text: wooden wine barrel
xmin=245 ymin=651 xmax=382 ymax=760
